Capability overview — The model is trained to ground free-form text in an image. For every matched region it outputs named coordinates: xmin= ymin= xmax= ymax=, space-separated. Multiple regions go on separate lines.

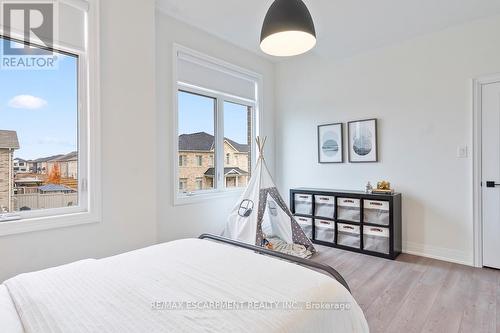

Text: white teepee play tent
xmin=223 ymin=137 xmax=316 ymax=258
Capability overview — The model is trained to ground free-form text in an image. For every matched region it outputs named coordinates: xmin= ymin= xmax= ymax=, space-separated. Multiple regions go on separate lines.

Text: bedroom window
xmin=174 ymin=45 xmax=260 ymax=204
xmin=0 ymin=37 xmax=79 ymax=213
xmin=0 ymin=0 xmax=101 ymax=236
xmin=177 ymin=90 xmax=254 ymax=196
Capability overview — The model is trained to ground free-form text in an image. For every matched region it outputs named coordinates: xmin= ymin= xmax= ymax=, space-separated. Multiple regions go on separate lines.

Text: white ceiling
xmin=156 ymin=0 xmax=500 ymax=60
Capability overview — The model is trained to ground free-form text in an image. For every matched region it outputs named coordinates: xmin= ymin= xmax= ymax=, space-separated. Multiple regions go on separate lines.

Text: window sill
xmin=0 ymin=210 xmax=101 ymax=237
xmin=174 ymin=188 xmax=244 ymax=206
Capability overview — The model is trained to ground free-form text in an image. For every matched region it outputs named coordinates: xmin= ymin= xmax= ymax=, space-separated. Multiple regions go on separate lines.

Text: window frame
xmin=196 ymin=155 xmax=203 ymax=166
xmin=195 ymin=177 xmax=203 ymax=190
xmin=172 ymin=45 xmax=262 ymax=205
xmin=179 ymin=155 xmax=186 ymax=167
xmin=0 ymin=0 xmax=101 ymax=236
xmin=179 ymin=178 xmax=187 ymax=191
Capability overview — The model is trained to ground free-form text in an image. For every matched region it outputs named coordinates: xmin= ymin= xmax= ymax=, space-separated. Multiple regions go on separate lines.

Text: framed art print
xmin=348 ymin=119 xmax=378 ymax=163
xmin=318 ymin=123 xmax=343 ymax=163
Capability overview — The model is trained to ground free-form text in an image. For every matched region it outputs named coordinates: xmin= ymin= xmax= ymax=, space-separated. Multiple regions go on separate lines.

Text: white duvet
xmin=2 ymin=239 xmax=368 ymax=333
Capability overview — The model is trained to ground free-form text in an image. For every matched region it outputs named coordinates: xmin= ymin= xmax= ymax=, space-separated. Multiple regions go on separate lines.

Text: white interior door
xmin=482 ymin=81 xmax=500 ymax=269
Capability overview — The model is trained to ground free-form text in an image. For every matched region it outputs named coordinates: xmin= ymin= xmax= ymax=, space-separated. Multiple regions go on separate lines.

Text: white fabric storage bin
xmin=295 ymin=216 xmax=313 ymax=239
xmin=314 ymin=195 xmax=335 ymax=218
xmin=363 ymin=200 xmax=390 ymax=226
xmin=314 ymin=219 xmax=335 ymax=243
xmin=336 ymin=198 xmax=361 ymax=222
xmin=337 ymin=224 xmax=361 ymax=248
xmin=294 ymin=194 xmax=313 ymax=215
xmin=363 ymin=226 xmax=390 ymax=254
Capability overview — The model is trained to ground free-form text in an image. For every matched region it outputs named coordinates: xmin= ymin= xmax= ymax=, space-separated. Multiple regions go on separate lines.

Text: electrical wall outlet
xmin=457 ymin=145 xmax=468 ymax=158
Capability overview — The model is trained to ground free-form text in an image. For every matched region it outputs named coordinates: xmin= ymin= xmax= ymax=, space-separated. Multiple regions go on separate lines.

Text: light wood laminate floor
xmin=312 ymin=245 xmax=499 ymax=333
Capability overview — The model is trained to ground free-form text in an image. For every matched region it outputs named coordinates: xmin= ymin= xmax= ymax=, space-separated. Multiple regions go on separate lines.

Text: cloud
xmin=8 ymin=95 xmax=48 ymax=109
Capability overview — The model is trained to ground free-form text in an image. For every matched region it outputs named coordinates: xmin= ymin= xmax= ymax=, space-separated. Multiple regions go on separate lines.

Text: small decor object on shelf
xmin=348 ymin=118 xmax=378 ymax=163
xmin=318 ymin=123 xmax=343 ymax=163
xmin=365 ymin=181 xmax=373 ymax=194
xmin=372 ymin=181 xmax=394 ymax=194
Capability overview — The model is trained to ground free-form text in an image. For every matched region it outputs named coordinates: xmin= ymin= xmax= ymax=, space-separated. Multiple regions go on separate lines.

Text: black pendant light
xmin=260 ymin=0 xmax=316 ymax=57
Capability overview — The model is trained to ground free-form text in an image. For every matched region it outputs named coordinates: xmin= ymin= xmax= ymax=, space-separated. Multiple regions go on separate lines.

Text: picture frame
xmin=348 ymin=119 xmax=378 ymax=163
xmin=318 ymin=123 xmax=344 ymax=163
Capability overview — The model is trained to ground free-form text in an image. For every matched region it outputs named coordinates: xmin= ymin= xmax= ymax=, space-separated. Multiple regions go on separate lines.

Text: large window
xmin=0 ymin=0 xmax=101 ymax=235
xmin=174 ymin=46 xmax=260 ymax=202
xmin=177 ymin=90 xmax=254 ymax=195
xmin=0 ymin=36 xmax=79 ymax=214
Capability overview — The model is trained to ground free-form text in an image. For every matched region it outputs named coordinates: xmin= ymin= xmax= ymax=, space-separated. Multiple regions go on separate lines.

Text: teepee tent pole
xmin=256 ymin=136 xmax=267 ymax=159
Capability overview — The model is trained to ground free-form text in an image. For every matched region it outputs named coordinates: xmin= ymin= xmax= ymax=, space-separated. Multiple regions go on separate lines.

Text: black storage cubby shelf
xmin=290 ymin=188 xmax=402 ymax=260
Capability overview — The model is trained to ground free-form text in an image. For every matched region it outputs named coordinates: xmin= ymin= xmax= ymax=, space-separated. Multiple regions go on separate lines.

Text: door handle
xmin=486 ymin=181 xmax=500 ymax=188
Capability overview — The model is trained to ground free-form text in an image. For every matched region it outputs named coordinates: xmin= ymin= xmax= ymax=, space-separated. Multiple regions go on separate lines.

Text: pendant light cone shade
xmin=260 ymin=0 xmax=316 ymax=57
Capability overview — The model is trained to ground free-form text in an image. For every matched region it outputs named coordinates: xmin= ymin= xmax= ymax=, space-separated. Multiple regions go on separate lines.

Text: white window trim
xmin=0 ymin=0 xmax=101 ymax=236
xmin=172 ymin=44 xmax=262 ymax=206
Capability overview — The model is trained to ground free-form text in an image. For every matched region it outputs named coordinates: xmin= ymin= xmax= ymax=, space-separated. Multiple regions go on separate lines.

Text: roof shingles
xmin=38 ymin=184 xmax=75 ymax=193
xmin=179 ymin=132 xmax=249 ymax=152
xmin=0 ymin=130 xmax=20 ymax=149
xmin=204 ymin=167 xmax=248 ymax=177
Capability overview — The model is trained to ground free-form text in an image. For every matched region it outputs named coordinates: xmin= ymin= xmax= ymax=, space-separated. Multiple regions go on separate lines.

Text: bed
xmin=0 ymin=235 xmax=368 ymax=333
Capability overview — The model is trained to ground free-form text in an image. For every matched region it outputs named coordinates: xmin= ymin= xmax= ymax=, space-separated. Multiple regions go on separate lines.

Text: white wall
xmin=155 ymin=11 xmax=275 ymax=242
xmin=2 ymin=3 xmax=495 ymax=282
xmin=275 ymin=15 xmax=500 ymax=265
xmin=0 ymin=0 xmax=158 ymax=282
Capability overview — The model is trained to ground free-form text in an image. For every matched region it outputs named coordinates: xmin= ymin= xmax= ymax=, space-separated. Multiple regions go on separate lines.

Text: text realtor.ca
xmin=1 ymin=1 xmax=58 ymax=70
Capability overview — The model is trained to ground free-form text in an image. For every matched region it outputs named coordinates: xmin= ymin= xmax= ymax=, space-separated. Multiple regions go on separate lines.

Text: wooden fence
xmin=13 ymin=193 xmax=78 ymax=211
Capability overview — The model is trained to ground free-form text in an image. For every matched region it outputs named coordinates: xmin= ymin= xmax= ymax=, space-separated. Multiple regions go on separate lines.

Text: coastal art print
xmin=348 ymin=119 xmax=378 ymax=162
xmin=318 ymin=123 xmax=343 ymax=163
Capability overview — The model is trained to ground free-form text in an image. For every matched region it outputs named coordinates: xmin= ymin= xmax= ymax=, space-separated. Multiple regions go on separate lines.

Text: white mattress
xmin=2 ymin=238 xmax=368 ymax=333
xmin=0 ymin=285 xmax=23 ymax=333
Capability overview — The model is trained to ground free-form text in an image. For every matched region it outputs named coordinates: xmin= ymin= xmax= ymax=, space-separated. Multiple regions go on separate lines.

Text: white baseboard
xmin=403 ymin=241 xmax=473 ymax=266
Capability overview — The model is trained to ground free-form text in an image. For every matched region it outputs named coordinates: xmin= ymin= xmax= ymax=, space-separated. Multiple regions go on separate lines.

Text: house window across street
xmin=179 ymin=155 xmax=187 ymax=167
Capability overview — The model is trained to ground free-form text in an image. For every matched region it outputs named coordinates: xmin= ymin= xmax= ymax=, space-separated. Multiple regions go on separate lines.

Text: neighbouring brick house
xmin=46 ymin=151 xmax=78 ymax=179
xmin=0 ymin=130 xmax=19 ymax=212
xmin=178 ymin=132 xmax=250 ymax=192
xmin=29 ymin=154 xmax=64 ymax=174
xmin=27 ymin=152 xmax=77 ymax=179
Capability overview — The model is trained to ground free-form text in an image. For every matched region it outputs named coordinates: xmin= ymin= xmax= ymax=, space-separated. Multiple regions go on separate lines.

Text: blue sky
xmin=178 ymin=91 xmax=249 ymax=144
xmin=0 ymin=37 xmax=78 ymax=160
